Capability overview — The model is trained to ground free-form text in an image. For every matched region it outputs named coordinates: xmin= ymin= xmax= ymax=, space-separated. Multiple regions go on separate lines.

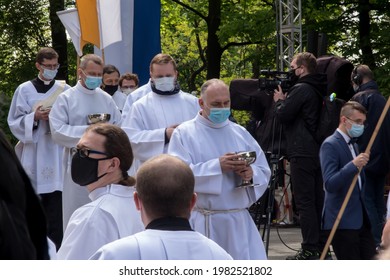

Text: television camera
xmin=258 ymin=70 xmax=294 ymax=93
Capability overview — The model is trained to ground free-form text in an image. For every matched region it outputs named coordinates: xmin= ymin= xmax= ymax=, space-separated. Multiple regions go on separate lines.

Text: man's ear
xmin=189 ymin=193 xmax=197 ymax=211
xmin=111 ymin=157 xmax=120 ymax=168
xmin=134 ymin=192 xmax=141 ymax=211
xmin=35 ymin=62 xmax=41 ymax=72
xmin=198 ymin=98 xmax=204 ymax=109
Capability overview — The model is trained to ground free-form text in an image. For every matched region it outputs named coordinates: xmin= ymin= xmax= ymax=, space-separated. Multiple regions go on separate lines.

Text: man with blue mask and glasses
xmin=320 ymin=101 xmax=376 ymax=259
xmin=49 ymin=54 xmax=121 ymax=229
xmin=7 ymin=47 xmax=71 ymax=251
xmin=168 ymin=79 xmax=271 ymax=260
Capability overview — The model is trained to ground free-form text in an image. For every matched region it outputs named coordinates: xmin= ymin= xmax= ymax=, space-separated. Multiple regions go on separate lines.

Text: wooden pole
xmin=320 ymin=96 xmax=390 ymax=260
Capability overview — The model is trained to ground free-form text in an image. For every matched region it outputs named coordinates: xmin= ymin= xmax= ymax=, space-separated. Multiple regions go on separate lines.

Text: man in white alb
xmin=90 ymin=154 xmax=232 ymax=260
xmin=49 ymin=54 xmax=121 ymax=228
xmin=121 ymin=53 xmax=199 ymax=174
xmin=168 ymin=79 xmax=271 ymax=260
xmin=7 ymin=47 xmax=70 ymax=250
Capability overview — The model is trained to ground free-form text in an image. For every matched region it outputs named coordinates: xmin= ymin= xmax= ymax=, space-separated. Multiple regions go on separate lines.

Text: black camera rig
xmin=258 ymin=70 xmax=294 ymax=93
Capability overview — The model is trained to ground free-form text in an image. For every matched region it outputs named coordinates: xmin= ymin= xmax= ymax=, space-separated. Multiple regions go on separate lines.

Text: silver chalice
xmin=87 ymin=113 xmax=111 ymax=125
xmin=236 ymin=151 xmax=257 ymax=188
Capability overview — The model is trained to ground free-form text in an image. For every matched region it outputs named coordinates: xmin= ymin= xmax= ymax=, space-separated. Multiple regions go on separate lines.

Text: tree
xmin=168 ymin=0 xmax=276 ymax=80
xmin=302 ymin=0 xmax=390 ymax=96
xmin=49 ymin=0 xmax=68 ymax=81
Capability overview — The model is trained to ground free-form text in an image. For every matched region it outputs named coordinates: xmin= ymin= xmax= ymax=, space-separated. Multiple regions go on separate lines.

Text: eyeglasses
xmin=70 ymin=147 xmax=108 ymax=158
xmin=40 ymin=63 xmax=60 ymax=70
xmin=346 ymin=117 xmax=367 ymax=127
xmin=121 ymin=85 xmax=137 ymax=89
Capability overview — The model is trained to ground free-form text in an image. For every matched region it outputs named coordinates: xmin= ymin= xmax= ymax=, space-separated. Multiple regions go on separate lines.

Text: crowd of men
xmin=2 ymin=47 xmax=390 ymax=260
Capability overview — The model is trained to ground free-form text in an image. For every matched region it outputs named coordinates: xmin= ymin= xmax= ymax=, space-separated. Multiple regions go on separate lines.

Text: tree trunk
xmin=206 ymin=0 xmax=223 ymax=79
xmin=358 ymin=0 xmax=376 ymax=69
xmin=49 ymin=0 xmax=68 ymax=82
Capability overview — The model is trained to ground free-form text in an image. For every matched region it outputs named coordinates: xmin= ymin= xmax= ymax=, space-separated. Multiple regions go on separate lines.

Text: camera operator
xmin=273 ymin=52 xmax=329 ymax=260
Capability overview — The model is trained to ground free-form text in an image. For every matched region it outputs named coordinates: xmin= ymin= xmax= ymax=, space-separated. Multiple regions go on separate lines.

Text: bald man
xmin=168 ymin=79 xmax=271 ymax=259
xmin=90 ymin=154 xmax=232 ymax=260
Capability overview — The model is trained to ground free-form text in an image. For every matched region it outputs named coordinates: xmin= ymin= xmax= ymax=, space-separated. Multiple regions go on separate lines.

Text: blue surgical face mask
xmin=82 ymin=71 xmax=102 ymax=90
xmin=208 ymin=107 xmax=231 ymax=124
xmin=42 ymin=68 xmax=58 ymax=80
xmin=347 ymin=122 xmax=365 ymax=138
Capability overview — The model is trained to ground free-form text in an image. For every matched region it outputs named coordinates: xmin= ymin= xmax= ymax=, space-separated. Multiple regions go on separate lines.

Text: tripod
xmin=262 ymin=154 xmax=285 ymax=254
xmin=248 ymin=106 xmax=290 ymax=255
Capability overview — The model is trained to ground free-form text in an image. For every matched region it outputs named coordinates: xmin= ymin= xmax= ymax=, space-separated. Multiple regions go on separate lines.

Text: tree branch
xmin=170 ymin=0 xmax=207 ymax=21
xmin=222 ymin=40 xmax=262 ymax=52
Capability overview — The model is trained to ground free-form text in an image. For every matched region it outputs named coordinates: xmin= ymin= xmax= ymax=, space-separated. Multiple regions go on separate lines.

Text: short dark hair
xmin=150 ymin=53 xmax=177 ymax=72
xmin=36 ymin=47 xmax=59 ymax=64
xmin=136 ymin=154 xmax=195 ymax=219
xmin=85 ymin=123 xmax=135 ymax=186
xmin=119 ymin=73 xmax=139 ymax=87
xmin=103 ymin=64 xmax=120 ymax=76
xmin=293 ymin=52 xmax=317 ymax=73
xmin=340 ymin=101 xmax=367 ymax=119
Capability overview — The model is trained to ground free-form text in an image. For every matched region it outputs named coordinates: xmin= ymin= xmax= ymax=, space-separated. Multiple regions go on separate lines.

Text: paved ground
xmin=261 ymin=225 xmax=302 ymax=260
xmin=260 ymin=225 xmax=336 ymax=260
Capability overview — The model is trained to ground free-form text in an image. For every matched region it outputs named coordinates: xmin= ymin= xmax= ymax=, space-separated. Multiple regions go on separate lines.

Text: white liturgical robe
xmin=90 ymin=229 xmax=232 ymax=260
xmin=49 ymin=81 xmax=122 ymax=228
xmin=168 ymin=113 xmax=271 ymax=260
xmin=57 ymin=184 xmax=144 ymax=260
xmin=121 ymin=89 xmax=199 ymax=172
xmin=7 ymin=80 xmax=70 ymax=194
xmin=121 ymin=81 xmax=151 ymax=120
xmin=111 ymin=90 xmax=127 ymax=111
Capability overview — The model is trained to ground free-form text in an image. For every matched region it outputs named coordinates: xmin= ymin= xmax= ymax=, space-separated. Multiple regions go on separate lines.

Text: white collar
xmin=196 ymin=111 xmax=230 ymax=128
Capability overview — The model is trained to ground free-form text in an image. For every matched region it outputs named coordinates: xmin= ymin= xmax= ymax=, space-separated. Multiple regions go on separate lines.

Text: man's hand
xmin=34 ymin=105 xmax=51 ymax=121
xmin=165 ymin=124 xmax=179 ymax=140
xmin=352 ymin=152 xmax=369 ymax=169
xmin=381 ymin=219 xmax=390 ymax=249
xmin=235 ymin=165 xmax=253 ymax=181
xmin=273 ymin=85 xmax=286 ymax=102
xmin=219 ymin=153 xmax=247 ymax=173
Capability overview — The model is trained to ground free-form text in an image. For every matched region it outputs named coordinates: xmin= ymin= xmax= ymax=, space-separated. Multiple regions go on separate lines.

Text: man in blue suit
xmin=320 ymin=101 xmax=376 ymax=260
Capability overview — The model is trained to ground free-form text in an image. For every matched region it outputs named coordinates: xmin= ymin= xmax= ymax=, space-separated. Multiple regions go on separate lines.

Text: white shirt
xmin=7 ymin=80 xmax=71 ymax=194
xmin=168 ymin=113 xmax=271 ymax=259
xmin=90 ymin=229 xmax=232 ymax=260
xmin=111 ymin=90 xmax=127 ymax=111
xmin=337 ymin=128 xmax=362 ymax=189
xmin=57 ymin=184 xmax=144 ymax=260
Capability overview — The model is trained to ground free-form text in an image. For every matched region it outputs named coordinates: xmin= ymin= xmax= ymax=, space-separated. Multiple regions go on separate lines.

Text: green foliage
xmin=161 ymin=0 xmax=277 ymax=103
xmin=0 ymin=0 xmax=50 ymax=141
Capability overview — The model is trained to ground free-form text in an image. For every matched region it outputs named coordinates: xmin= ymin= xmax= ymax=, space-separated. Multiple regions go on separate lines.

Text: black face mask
xmin=71 ymin=152 xmax=110 ymax=186
xmin=103 ymin=84 xmax=118 ymax=96
xmin=288 ymin=69 xmax=299 ymax=85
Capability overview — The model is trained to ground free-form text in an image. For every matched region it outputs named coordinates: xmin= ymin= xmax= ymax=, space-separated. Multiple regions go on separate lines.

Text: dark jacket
xmin=351 ymin=80 xmax=390 ymax=176
xmin=320 ymin=130 xmax=367 ymax=230
xmin=0 ymin=129 xmax=49 ymax=260
xmin=275 ymin=73 xmax=327 ymax=158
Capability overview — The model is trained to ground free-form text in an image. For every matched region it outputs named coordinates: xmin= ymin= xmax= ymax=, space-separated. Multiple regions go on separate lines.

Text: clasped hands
xmin=219 ymin=152 xmax=253 ymax=181
xmin=34 ymin=105 xmax=51 ymax=121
